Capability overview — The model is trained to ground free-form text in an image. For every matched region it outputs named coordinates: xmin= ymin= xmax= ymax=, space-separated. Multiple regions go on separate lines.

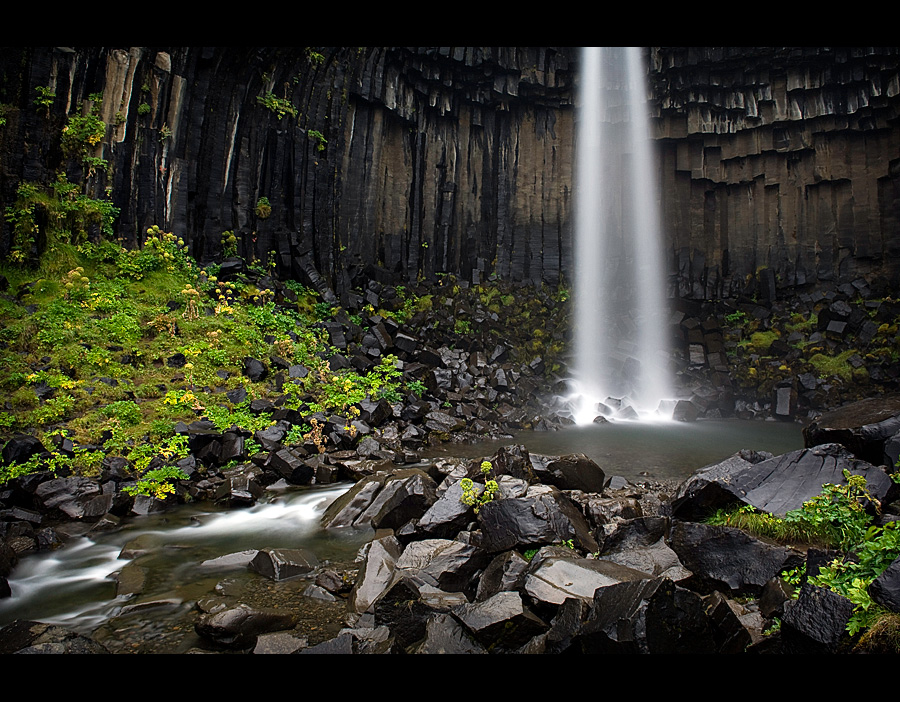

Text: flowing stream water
xmin=0 ymin=482 xmax=369 ymax=647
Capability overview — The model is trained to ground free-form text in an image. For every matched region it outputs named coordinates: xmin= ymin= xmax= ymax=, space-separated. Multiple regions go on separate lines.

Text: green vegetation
xmin=708 ymin=470 xmax=900 ymax=638
xmin=4 ymin=176 xmax=120 ymax=262
xmin=0 ymin=213 xmax=407 ymax=489
xmin=808 ymin=348 xmax=868 ymax=383
xmin=257 ymin=92 xmax=297 ymax=120
xmin=61 ymin=94 xmax=106 ymax=165
xmin=254 ymin=197 xmax=272 ymax=219
xmin=459 ymin=460 xmax=499 ymax=514
xmin=33 ymin=86 xmax=55 ymax=113
xmin=308 ymin=130 xmax=327 ymax=152
xmin=123 ymin=465 xmax=190 ymax=500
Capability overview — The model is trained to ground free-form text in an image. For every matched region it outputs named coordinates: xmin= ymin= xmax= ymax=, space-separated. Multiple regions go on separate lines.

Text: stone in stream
xmin=194 ymin=603 xmax=297 ymax=650
xmin=249 ymin=548 xmax=319 ymax=581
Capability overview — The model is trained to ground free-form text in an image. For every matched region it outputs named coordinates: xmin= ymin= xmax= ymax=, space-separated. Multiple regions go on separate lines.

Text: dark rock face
xmin=3 ymin=47 xmax=896 ymax=296
xmin=803 ymin=396 xmax=900 ymax=466
xmin=668 ymin=520 xmax=803 ymax=596
xmin=670 ymin=444 xmax=894 ymax=520
xmin=780 ymin=584 xmax=856 ymax=654
xmin=653 ymin=47 xmax=900 ymax=298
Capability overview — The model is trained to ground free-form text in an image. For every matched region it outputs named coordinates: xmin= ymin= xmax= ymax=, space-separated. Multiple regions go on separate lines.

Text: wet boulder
xmin=803 ymin=396 xmax=900 ymax=466
xmin=242 ymin=356 xmax=268 ymax=382
xmin=488 ymin=444 xmax=537 ymax=482
xmin=474 ymin=550 xmax=530 ymax=601
xmin=395 ymin=538 xmax=490 ymax=594
xmin=2 ymin=435 xmax=46 ymax=466
xmin=33 ymin=477 xmax=111 ymax=520
xmin=477 ymin=485 xmax=599 ymax=554
xmin=780 ymin=584 xmax=855 ymax=653
xmin=372 ymin=574 xmax=468 ymax=651
xmin=869 ymin=556 xmax=900 ymax=612
xmin=249 ymin=548 xmax=319 ymax=580
xmin=348 ymin=535 xmax=404 ymax=614
xmin=265 ymin=448 xmax=315 ymax=485
xmin=523 ymin=549 xmax=652 ymax=606
xmin=413 ymin=478 xmax=478 ymax=539
xmin=356 ymin=468 xmax=438 ymax=531
xmin=321 ymin=473 xmax=387 ymax=529
xmin=643 ymin=578 xmax=751 ymax=654
xmin=215 ymin=466 xmax=265 ymax=506
xmin=598 ymin=516 xmax=691 ymax=581
xmin=574 ymin=576 xmax=667 ymax=653
xmin=530 ymin=453 xmax=606 ymax=493
xmin=668 ymin=520 xmax=803 ymax=596
xmin=669 ymin=449 xmax=774 ymax=521
xmin=452 ymin=590 xmax=548 ymax=651
xmin=671 ymin=444 xmax=894 ymax=521
xmin=194 ymin=603 xmax=297 ymax=650
xmin=408 ymin=613 xmax=487 ymax=654
xmin=0 ymin=620 xmax=109 ymax=654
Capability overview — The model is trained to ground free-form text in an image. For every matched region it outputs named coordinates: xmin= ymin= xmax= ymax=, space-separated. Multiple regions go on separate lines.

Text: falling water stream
xmin=570 ymin=46 xmax=672 ymax=423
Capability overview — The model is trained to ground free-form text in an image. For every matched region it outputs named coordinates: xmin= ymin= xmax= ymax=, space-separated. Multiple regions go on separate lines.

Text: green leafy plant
xmin=34 ymin=86 xmax=55 ymax=114
xmin=257 ymin=92 xmax=298 ymax=120
xmin=406 ymin=378 xmax=427 ymax=398
xmin=308 ymin=129 xmax=327 ymax=152
xmin=221 ymin=230 xmax=237 ymax=257
xmin=61 ymin=112 xmax=106 ymax=161
xmin=714 ymin=470 xmax=900 ymax=637
xmin=459 ymin=460 xmax=500 ymax=514
xmin=255 ymin=197 xmax=272 ymax=219
xmin=102 ymin=400 xmax=142 ymax=427
xmin=724 ymin=310 xmax=747 ymax=326
xmin=123 ymin=465 xmax=190 ymax=500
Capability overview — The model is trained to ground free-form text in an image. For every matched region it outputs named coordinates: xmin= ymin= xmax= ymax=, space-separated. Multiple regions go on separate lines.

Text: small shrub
xmin=123 ymin=465 xmax=189 ymax=500
xmin=459 ymin=461 xmax=500 ymax=514
xmin=103 ymin=400 xmax=141 ymax=426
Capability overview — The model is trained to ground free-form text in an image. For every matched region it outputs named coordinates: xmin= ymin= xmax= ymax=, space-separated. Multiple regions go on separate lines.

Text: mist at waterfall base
xmin=566 ymin=46 xmax=673 ymax=424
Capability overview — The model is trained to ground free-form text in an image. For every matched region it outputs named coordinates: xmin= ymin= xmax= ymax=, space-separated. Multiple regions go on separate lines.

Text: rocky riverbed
xmin=4 ymin=394 xmax=900 ymax=654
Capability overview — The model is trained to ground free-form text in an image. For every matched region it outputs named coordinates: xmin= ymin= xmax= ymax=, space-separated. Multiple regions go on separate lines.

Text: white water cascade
xmin=570 ymin=46 xmax=673 ymax=424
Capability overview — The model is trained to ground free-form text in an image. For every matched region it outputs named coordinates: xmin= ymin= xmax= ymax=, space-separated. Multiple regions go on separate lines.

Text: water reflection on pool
xmin=422 ymin=418 xmax=807 ymax=482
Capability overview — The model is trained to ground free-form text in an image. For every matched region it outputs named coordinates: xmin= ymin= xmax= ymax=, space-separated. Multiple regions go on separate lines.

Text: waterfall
xmin=570 ymin=46 xmax=672 ymax=423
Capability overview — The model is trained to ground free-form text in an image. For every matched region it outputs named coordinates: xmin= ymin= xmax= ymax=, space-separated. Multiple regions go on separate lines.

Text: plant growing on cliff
xmin=257 ymin=92 xmax=297 ymax=120
xmin=255 ymin=197 xmax=272 ymax=219
xmin=308 ymin=130 xmax=327 ymax=152
xmin=33 ymin=86 xmax=55 ymax=114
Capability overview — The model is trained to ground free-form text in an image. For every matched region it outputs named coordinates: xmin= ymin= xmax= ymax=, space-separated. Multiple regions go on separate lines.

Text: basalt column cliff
xmin=650 ymin=47 xmax=900 ymax=299
xmin=1 ymin=47 xmax=899 ymax=300
xmin=0 ymin=46 xmax=576 ymax=300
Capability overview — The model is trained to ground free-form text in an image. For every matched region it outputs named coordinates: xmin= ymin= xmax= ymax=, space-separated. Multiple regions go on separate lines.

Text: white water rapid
xmin=570 ymin=46 xmax=673 ymax=424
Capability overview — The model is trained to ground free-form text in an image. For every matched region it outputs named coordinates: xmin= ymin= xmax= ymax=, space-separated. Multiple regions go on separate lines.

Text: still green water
xmin=423 ymin=418 xmax=807 ymax=482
